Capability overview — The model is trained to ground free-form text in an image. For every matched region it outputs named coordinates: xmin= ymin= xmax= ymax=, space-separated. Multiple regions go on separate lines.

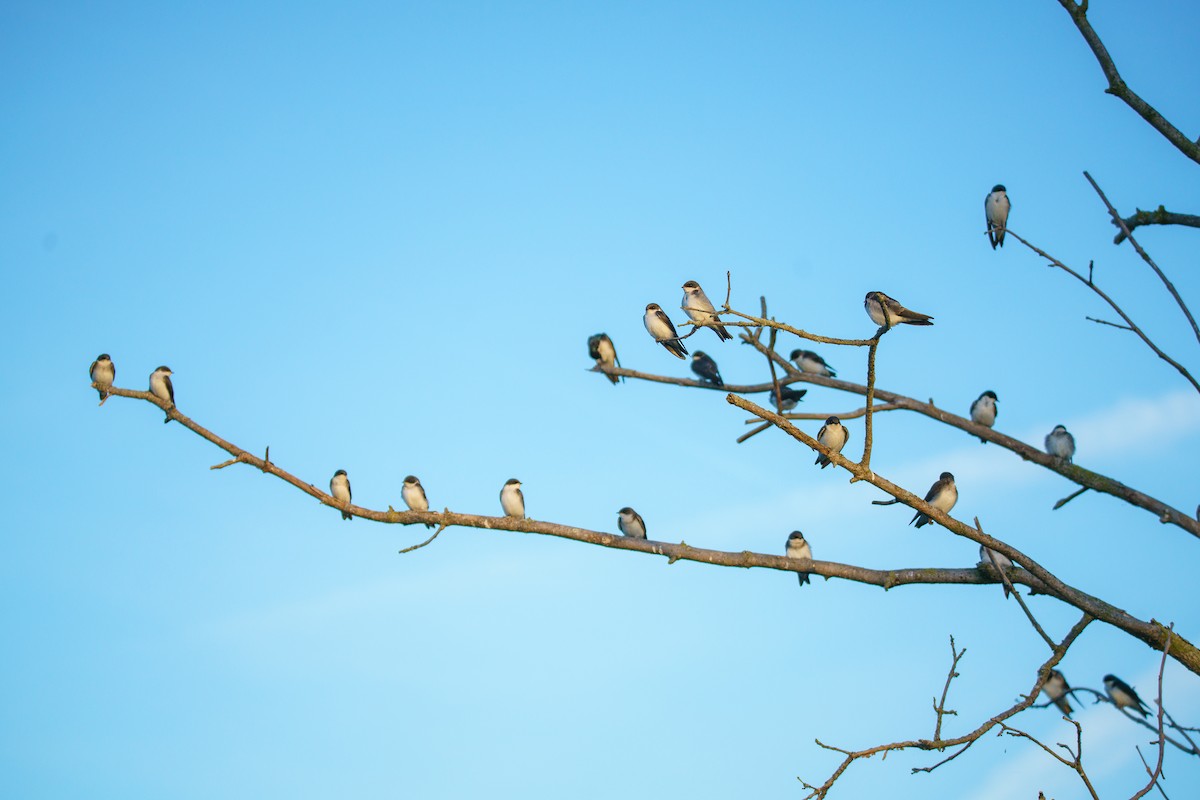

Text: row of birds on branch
xmin=1042 ymin=669 xmax=1157 ymax=721
xmin=327 ymin=472 xmax=527 ymax=527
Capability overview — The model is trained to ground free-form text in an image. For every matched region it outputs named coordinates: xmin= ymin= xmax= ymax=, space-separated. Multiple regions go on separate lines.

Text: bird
xmin=617 ymin=507 xmax=647 ymax=539
xmin=402 ymin=475 xmax=434 ymax=529
xmin=978 ymin=544 xmax=1015 ymax=599
xmin=785 ymin=531 xmax=812 ymax=587
xmin=690 ymin=351 xmax=724 ymax=386
xmin=1043 ymin=669 xmax=1073 ymax=717
xmin=1045 ymin=425 xmax=1076 ymax=463
xmin=90 ymin=353 xmax=115 ymax=405
xmin=911 ymin=472 xmax=957 ymax=528
xmin=500 ymin=478 xmax=525 ymax=518
xmin=789 ymin=349 xmax=836 ymax=378
xmin=330 ymin=469 xmax=352 ymax=521
xmin=969 ymin=390 xmax=998 ymax=443
xmin=1104 ymin=674 xmax=1150 ymax=717
xmin=815 ymin=416 xmax=849 ymax=468
xmin=644 ymin=303 xmax=688 ymax=359
xmin=864 ymin=291 xmax=934 ymax=329
xmin=985 ymin=184 xmax=1011 ymax=249
xmin=588 ymin=333 xmax=622 ymax=385
xmin=772 ymin=386 xmax=807 ymax=411
xmin=149 ymin=366 xmax=175 ymax=423
xmin=681 ymin=280 xmax=732 ymax=341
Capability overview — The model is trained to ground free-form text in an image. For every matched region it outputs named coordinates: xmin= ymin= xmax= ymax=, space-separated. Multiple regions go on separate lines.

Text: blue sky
xmin=3 ymin=1 xmax=1199 ymax=797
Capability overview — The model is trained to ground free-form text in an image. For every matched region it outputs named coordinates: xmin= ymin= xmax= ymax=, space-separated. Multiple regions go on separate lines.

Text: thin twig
xmin=1054 ymin=487 xmax=1090 ymax=510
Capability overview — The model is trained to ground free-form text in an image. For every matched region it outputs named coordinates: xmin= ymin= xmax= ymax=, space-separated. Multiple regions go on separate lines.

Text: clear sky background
xmin=3 ymin=1 xmax=1199 ymax=797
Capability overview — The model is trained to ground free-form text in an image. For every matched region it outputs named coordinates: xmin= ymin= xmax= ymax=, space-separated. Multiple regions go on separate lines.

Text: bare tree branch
xmin=1113 ymin=207 xmax=1200 ymax=245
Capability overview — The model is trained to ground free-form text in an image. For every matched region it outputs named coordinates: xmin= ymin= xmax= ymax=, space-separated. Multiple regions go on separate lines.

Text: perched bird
xmin=969 ymin=390 xmax=998 ymax=443
xmin=402 ymin=475 xmax=434 ymax=529
xmin=681 ymin=280 xmax=732 ymax=341
xmin=789 ymin=349 xmax=836 ymax=378
xmin=785 ymin=530 xmax=812 ymax=587
xmin=1104 ymin=674 xmax=1150 ymax=717
xmin=985 ymin=184 xmax=1011 ymax=249
xmin=911 ymin=472 xmax=957 ymax=528
xmin=772 ymin=386 xmax=807 ymax=411
xmin=1043 ymin=669 xmax=1073 ymax=717
xmin=330 ymin=469 xmax=352 ymax=521
xmin=149 ymin=366 xmax=175 ymax=422
xmin=1045 ymin=425 xmax=1076 ymax=463
xmin=864 ymin=291 xmax=934 ymax=329
xmin=500 ymin=478 xmax=525 ymax=518
xmin=588 ymin=333 xmax=622 ymax=385
xmin=644 ymin=303 xmax=688 ymax=359
xmin=90 ymin=353 xmax=115 ymax=405
xmin=814 ymin=416 xmax=849 ymax=468
xmin=617 ymin=507 xmax=647 ymax=539
xmin=690 ymin=351 xmax=724 ymax=386
xmin=978 ymin=544 xmax=1015 ymax=599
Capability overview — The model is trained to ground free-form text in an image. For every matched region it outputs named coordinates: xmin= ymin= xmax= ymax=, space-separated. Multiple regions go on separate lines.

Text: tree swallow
xmin=500 ymin=478 xmax=525 ymax=518
xmin=978 ymin=544 xmax=1014 ymax=599
xmin=785 ymin=530 xmax=812 ymax=587
xmin=911 ymin=472 xmax=957 ymax=528
xmin=864 ymin=291 xmax=934 ymax=329
xmin=1045 ymin=425 xmax=1075 ymax=463
xmin=985 ymin=184 xmax=1010 ymax=249
xmin=814 ymin=415 xmax=849 ymax=468
xmin=588 ymin=333 xmax=622 ymax=385
xmin=1043 ymin=669 xmax=1073 ymax=717
xmin=690 ymin=351 xmax=724 ymax=386
xmin=149 ymin=366 xmax=175 ymax=422
xmin=969 ymin=390 xmax=998 ymax=443
xmin=330 ymin=469 xmax=352 ymax=521
xmin=90 ymin=353 xmax=115 ymax=405
xmin=617 ymin=507 xmax=647 ymax=539
xmin=644 ymin=303 xmax=688 ymax=359
xmin=772 ymin=386 xmax=807 ymax=411
xmin=681 ymin=280 xmax=732 ymax=341
xmin=789 ymin=349 xmax=836 ymax=378
xmin=402 ymin=475 xmax=434 ymax=528
xmin=1104 ymin=674 xmax=1150 ymax=717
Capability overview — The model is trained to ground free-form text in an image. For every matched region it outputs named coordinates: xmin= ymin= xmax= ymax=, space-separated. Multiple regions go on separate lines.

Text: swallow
xmin=149 ymin=366 xmax=175 ymax=422
xmin=864 ymin=291 xmax=934 ymax=330
xmin=402 ymin=475 xmax=434 ymax=529
xmin=985 ymin=184 xmax=1010 ymax=249
xmin=978 ymin=544 xmax=1014 ymax=599
xmin=789 ymin=349 xmax=836 ymax=378
xmin=690 ymin=351 xmax=724 ymax=386
xmin=1045 ymin=425 xmax=1076 ymax=463
xmin=588 ymin=333 xmax=622 ymax=385
xmin=617 ymin=507 xmax=647 ymax=539
xmin=969 ymin=390 xmax=998 ymax=443
xmin=330 ymin=469 xmax=352 ymax=521
xmin=785 ymin=531 xmax=812 ymax=587
xmin=1104 ymin=674 xmax=1150 ymax=717
xmin=644 ymin=303 xmax=688 ymax=359
xmin=1043 ymin=669 xmax=1073 ymax=717
xmin=90 ymin=353 xmax=115 ymax=405
xmin=911 ymin=472 xmax=957 ymax=528
xmin=500 ymin=478 xmax=525 ymax=518
xmin=772 ymin=386 xmax=807 ymax=411
xmin=681 ymin=280 xmax=732 ymax=341
xmin=814 ymin=416 xmax=849 ymax=468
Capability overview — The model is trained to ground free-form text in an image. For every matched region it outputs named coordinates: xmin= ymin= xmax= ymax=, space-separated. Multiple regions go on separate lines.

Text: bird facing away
xmin=1043 ymin=669 xmax=1073 ymax=717
xmin=864 ymin=291 xmax=934 ymax=330
xmin=617 ymin=507 xmax=646 ymax=539
xmin=643 ymin=303 xmax=688 ymax=359
xmin=588 ymin=333 xmax=622 ymax=385
xmin=789 ymin=349 xmax=836 ymax=378
xmin=402 ymin=475 xmax=434 ymax=529
xmin=911 ymin=472 xmax=957 ymax=528
xmin=149 ymin=366 xmax=175 ymax=422
xmin=1045 ymin=425 xmax=1076 ymax=463
xmin=500 ymin=478 xmax=525 ymax=518
xmin=785 ymin=531 xmax=812 ymax=587
xmin=680 ymin=280 xmax=732 ymax=341
xmin=1104 ymin=674 xmax=1150 ymax=717
xmin=970 ymin=390 xmax=998 ymax=443
xmin=985 ymin=184 xmax=1011 ymax=249
xmin=772 ymin=386 xmax=807 ymax=411
xmin=978 ymin=544 xmax=1014 ymax=599
xmin=815 ymin=416 xmax=849 ymax=468
xmin=690 ymin=351 xmax=724 ymax=386
xmin=330 ymin=469 xmax=352 ymax=521
xmin=90 ymin=353 xmax=115 ymax=405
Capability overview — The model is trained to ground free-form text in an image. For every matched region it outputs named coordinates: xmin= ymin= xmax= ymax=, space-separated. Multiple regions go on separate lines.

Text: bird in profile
xmin=1104 ymin=674 xmax=1150 ymax=717
xmin=864 ymin=291 xmax=934 ymax=330
xmin=681 ymin=280 xmax=732 ymax=341
xmin=500 ymin=478 xmax=525 ymax=518
xmin=911 ymin=472 xmax=957 ymax=528
xmin=969 ymin=390 xmax=998 ymax=443
xmin=1043 ymin=669 xmax=1073 ymax=717
xmin=90 ymin=353 xmax=115 ymax=405
xmin=985 ymin=184 xmax=1011 ymax=249
xmin=330 ymin=469 xmax=352 ymax=521
xmin=149 ymin=366 xmax=175 ymax=423
xmin=617 ymin=507 xmax=647 ymax=539
xmin=402 ymin=475 xmax=434 ymax=529
xmin=772 ymin=386 xmax=807 ymax=411
xmin=789 ymin=349 xmax=836 ymax=378
xmin=690 ymin=351 xmax=724 ymax=387
xmin=814 ymin=416 xmax=849 ymax=468
xmin=978 ymin=544 xmax=1014 ymax=599
xmin=785 ymin=531 xmax=812 ymax=587
xmin=643 ymin=303 xmax=688 ymax=359
xmin=588 ymin=333 xmax=622 ymax=385
xmin=1045 ymin=425 xmax=1076 ymax=463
